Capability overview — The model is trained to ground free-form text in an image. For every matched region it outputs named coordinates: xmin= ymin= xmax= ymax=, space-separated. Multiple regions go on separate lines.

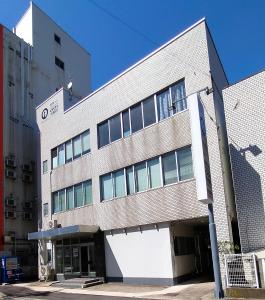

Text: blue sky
xmin=0 ymin=0 xmax=264 ymax=90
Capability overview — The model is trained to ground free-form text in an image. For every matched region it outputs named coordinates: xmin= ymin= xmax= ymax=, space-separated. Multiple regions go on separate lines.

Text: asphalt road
xmin=0 ymin=285 xmax=148 ymax=300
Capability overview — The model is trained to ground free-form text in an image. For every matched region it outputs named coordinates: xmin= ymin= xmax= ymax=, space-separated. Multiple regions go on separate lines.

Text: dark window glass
xmin=162 ymin=152 xmax=178 ymax=185
xmin=122 ymin=110 xmax=130 ymax=137
xmin=51 ymin=148 xmax=58 ymax=169
xmin=130 ymin=103 xmax=143 ymax=133
xmin=143 ymin=96 xmax=156 ymax=127
xmin=55 ymin=56 xmax=64 ymax=70
xmin=98 ymin=121 xmax=109 ymax=148
xmin=54 ymin=34 xmax=61 ymax=45
xmin=126 ymin=166 xmax=134 ymax=195
xmin=109 ymin=114 xmax=122 ymax=142
xmin=174 ymin=236 xmax=195 ymax=256
xmin=171 ymin=80 xmax=186 ymax=113
xmin=178 ymin=147 xmax=193 ymax=181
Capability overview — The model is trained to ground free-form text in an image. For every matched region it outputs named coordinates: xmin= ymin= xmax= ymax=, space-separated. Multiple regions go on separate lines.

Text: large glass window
xmin=122 ymin=110 xmax=130 ymax=137
xmin=84 ymin=180 xmax=92 ymax=205
xmin=73 ymin=135 xmax=82 ymax=159
xmin=126 ymin=166 xmax=134 ymax=195
xmin=113 ymin=170 xmax=125 ymax=197
xmin=147 ymin=158 xmax=161 ymax=188
xmin=100 ymin=174 xmax=113 ymax=200
xmin=162 ymin=152 xmax=178 ymax=185
xmin=109 ymin=114 xmax=122 ymax=142
xmin=58 ymin=144 xmax=65 ymax=166
xmin=58 ymin=190 xmax=65 ymax=212
xmin=130 ymin=103 xmax=143 ymax=133
xmin=143 ymin=96 xmax=156 ymax=127
xmin=51 ymin=148 xmax=58 ymax=169
xmin=171 ymin=80 xmax=186 ymax=113
xmin=178 ymin=148 xmax=193 ymax=181
xmin=65 ymin=140 xmax=73 ymax=163
xmin=98 ymin=121 xmax=109 ymax=148
xmin=81 ymin=131 xmax=90 ymax=155
xmin=74 ymin=184 xmax=83 ymax=207
xmin=66 ymin=187 xmax=74 ymax=210
xmin=135 ymin=162 xmax=148 ymax=192
xmin=156 ymin=89 xmax=170 ymax=121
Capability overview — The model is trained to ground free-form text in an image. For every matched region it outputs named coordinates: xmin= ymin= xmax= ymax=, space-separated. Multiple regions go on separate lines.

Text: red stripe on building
xmin=0 ymin=25 xmax=4 ymax=251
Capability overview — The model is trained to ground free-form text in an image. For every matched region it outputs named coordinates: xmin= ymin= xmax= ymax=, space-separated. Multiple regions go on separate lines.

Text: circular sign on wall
xmin=41 ymin=108 xmax=48 ymax=120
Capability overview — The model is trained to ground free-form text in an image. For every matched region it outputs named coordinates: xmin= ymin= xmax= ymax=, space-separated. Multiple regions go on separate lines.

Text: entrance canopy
xmin=28 ymin=225 xmax=99 ymax=240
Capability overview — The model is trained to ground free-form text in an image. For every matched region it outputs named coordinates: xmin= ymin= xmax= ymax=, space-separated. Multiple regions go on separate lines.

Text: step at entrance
xmin=53 ymin=277 xmax=104 ymax=289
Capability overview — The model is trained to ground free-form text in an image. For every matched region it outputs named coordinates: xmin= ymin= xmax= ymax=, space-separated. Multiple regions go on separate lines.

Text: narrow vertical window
xmin=171 ymin=80 xmax=186 ymax=113
xmin=58 ymin=144 xmax=65 ymax=166
xmin=126 ymin=166 xmax=134 ymax=195
xmin=130 ymin=103 xmax=143 ymax=133
xmin=65 ymin=140 xmax=73 ymax=163
xmin=100 ymin=174 xmax=113 ymax=201
xmin=53 ymin=192 xmax=59 ymax=213
xmin=113 ymin=170 xmax=125 ymax=197
xmin=81 ymin=130 xmax=90 ymax=155
xmin=109 ymin=114 xmax=122 ymax=142
xmin=122 ymin=110 xmax=130 ymax=137
xmin=143 ymin=96 xmax=156 ymax=127
xmin=58 ymin=190 xmax=65 ymax=212
xmin=83 ymin=180 xmax=92 ymax=205
xmin=51 ymin=148 xmax=58 ymax=169
xmin=54 ymin=34 xmax=61 ymax=45
xmin=43 ymin=160 xmax=48 ymax=174
xmin=156 ymin=89 xmax=170 ymax=121
xmin=135 ymin=162 xmax=148 ymax=192
xmin=43 ymin=203 xmax=48 ymax=216
xmin=147 ymin=158 xmax=161 ymax=188
xmin=73 ymin=135 xmax=82 ymax=159
xmin=66 ymin=187 xmax=74 ymax=210
xmin=98 ymin=121 xmax=109 ymax=148
xmin=178 ymin=147 xmax=193 ymax=181
xmin=162 ymin=152 xmax=178 ymax=185
xmin=74 ymin=184 xmax=83 ymax=207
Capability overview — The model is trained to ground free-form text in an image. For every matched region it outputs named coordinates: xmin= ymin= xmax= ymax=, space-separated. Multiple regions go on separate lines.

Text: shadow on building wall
xmin=229 ymin=144 xmax=264 ymax=252
xmin=105 ymin=237 xmax=123 ymax=281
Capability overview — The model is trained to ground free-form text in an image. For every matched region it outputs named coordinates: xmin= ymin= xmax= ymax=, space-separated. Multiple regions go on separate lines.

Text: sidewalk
xmin=11 ymin=279 xmax=216 ymax=299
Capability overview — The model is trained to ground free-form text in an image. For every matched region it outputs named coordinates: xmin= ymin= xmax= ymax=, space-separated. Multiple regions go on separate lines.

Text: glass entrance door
xmin=81 ymin=246 xmax=89 ymax=275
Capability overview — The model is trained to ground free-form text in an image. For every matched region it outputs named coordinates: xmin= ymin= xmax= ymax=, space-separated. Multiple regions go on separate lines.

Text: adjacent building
xmin=31 ymin=19 xmax=238 ymax=285
xmin=0 ymin=2 xmax=90 ymax=277
xmin=223 ymin=70 xmax=265 ymax=253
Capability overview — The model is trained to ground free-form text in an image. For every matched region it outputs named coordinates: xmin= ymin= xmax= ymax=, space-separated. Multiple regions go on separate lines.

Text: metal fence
xmin=224 ymin=253 xmax=259 ymax=288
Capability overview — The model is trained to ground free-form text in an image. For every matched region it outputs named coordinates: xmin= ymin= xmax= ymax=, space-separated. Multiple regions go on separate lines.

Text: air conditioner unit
xmin=5 ymin=211 xmax=16 ymax=219
xmin=22 ymin=164 xmax=32 ymax=173
xmin=5 ymin=157 xmax=16 ymax=168
xmin=23 ymin=201 xmax=33 ymax=209
xmin=5 ymin=196 xmax=16 ymax=207
xmin=48 ymin=219 xmax=58 ymax=229
xmin=22 ymin=174 xmax=33 ymax=183
xmin=5 ymin=170 xmax=17 ymax=179
xmin=23 ymin=212 xmax=32 ymax=221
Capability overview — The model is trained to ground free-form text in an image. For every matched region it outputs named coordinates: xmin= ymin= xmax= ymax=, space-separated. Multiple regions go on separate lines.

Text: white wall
xmin=14 ymin=3 xmax=33 ymax=45
xmin=105 ymin=223 xmax=174 ymax=284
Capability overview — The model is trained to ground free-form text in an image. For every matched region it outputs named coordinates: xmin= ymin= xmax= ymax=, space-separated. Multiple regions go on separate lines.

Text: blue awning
xmin=28 ymin=225 xmax=99 ymax=240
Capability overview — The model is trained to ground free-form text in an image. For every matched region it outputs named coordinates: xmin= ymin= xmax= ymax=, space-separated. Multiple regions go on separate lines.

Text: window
xmin=83 ymin=180 xmax=92 ymax=205
xmin=156 ymin=89 xmax=170 ymax=121
xmin=59 ymin=190 xmax=65 ymax=212
xmin=51 ymin=148 xmax=58 ymax=169
xmin=98 ymin=121 xmax=109 ymax=148
xmin=143 ymin=96 xmax=156 ymax=127
xmin=74 ymin=184 xmax=83 ymax=207
xmin=177 ymin=147 xmax=193 ymax=181
xmin=54 ymin=34 xmax=61 ymax=45
xmin=122 ymin=110 xmax=130 ymax=137
xmin=73 ymin=135 xmax=81 ymax=159
xmin=130 ymin=103 xmax=143 ymax=133
xmin=135 ymin=162 xmax=148 ymax=192
xmin=109 ymin=114 xmax=122 ymax=142
xmin=100 ymin=174 xmax=113 ymax=200
xmin=162 ymin=152 xmax=178 ymax=185
xmin=55 ymin=56 xmax=64 ymax=70
xmin=58 ymin=144 xmax=65 ymax=166
xmin=81 ymin=130 xmax=90 ymax=155
xmin=43 ymin=203 xmax=48 ymax=216
xmin=43 ymin=160 xmax=48 ymax=174
xmin=147 ymin=158 xmax=161 ymax=188
xmin=113 ymin=170 xmax=125 ymax=197
xmin=126 ymin=166 xmax=134 ymax=195
xmin=66 ymin=187 xmax=74 ymax=210
xmin=171 ymin=80 xmax=186 ymax=113
xmin=65 ymin=140 xmax=73 ymax=163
